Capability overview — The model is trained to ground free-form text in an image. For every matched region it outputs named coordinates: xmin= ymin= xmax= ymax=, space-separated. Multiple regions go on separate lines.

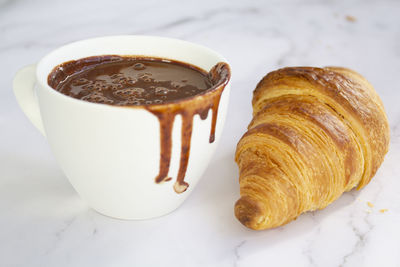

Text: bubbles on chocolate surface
xmin=127 ymin=78 xmax=138 ymax=85
xmin=133 ymin=63 xmax=146 ymax=70
xmin=171 ymin=81 xmax=185 ymax=88
xmin=155 ymin=87 xmax=176 ymax=96
xmin=82 ymin=84 xmax=94 ymax=90
xmin=113 ymin=87 xmax=145 ymax=98
xmin=81 ymin=92 xmax=114 ymax=104
xmin=117 ymin=97 xmax=145 ymax=106
xmin=49 ymin=56 xmax=214 ymax=106
xmin=71 ymin=78 xmax=90 ymax=86
xmin=138 ymin=73 xmax=152 ymax=83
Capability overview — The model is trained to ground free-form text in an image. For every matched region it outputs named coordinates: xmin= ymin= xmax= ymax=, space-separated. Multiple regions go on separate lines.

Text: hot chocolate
xmin=48 ymin=55 xmax=230 ymax=193
xmin=48 ymin=55 xmax=213 ymax=105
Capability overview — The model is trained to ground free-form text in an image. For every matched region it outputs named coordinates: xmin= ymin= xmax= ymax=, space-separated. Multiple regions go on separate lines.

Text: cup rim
xmin=35 ymin=35 xmax=232 ymax=110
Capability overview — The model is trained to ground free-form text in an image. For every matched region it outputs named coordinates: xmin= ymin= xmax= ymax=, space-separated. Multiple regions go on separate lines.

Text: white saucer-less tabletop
xmin=1 ymin=0 xmax=399 ymax=266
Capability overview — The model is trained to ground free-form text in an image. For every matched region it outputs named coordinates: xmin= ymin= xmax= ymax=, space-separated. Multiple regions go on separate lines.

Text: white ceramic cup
xmin=13 ymin=35 xmax=231 ymax=220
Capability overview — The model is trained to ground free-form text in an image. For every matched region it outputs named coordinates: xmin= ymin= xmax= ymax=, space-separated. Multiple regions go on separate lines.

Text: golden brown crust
xmin=235 ymin=67 xmax=390 ymax=230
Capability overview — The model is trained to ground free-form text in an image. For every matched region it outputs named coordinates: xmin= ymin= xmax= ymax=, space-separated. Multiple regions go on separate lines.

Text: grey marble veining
xmin=1 ymin=0 xmax=400 ymax=266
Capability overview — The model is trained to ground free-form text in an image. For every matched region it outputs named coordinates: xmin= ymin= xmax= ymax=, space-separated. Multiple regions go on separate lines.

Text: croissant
xmin=234 ymin=67 xmax=390 ymax=230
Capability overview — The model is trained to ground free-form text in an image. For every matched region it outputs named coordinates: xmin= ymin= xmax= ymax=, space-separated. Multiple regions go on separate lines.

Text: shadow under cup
xmin=33 ymin=36 xmax=231 ymax=219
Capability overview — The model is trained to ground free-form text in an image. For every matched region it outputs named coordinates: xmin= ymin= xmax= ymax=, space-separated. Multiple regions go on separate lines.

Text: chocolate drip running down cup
xmin=146 ymin=62 xmax=230 ymax=193
xmin=47 ymin=55 xmax=230 ymax=194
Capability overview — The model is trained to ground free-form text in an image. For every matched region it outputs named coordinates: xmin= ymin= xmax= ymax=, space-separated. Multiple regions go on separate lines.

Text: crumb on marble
xmin=365 ymin=210 xmax=372 ymax=213
xmin=367 ymin=201 xmax=374 ymax=208
xmin=346 ymin=15 xmax=357 ymax=22
xmin=379 ymin=209 xmax=388 ymax=213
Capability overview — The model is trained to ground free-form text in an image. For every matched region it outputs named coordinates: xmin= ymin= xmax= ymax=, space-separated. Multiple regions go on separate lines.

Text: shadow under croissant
xmin=225 ymin=192 xmax=363 ymax=260
xmin=234 ymin=189 xmax=362 ymax=231
xmin=172 ymin=153 xmax=365 ymax=264
xmin=188 ymin=149 xmax=360 ymax=232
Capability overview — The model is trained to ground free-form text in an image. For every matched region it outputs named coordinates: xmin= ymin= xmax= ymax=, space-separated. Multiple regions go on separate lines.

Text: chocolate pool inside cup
xmin=47 ymin=55 xmax=231 ymax=193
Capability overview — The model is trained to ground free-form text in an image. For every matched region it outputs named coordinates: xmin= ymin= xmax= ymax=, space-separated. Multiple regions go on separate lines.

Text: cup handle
xmin=13 ymin=64 xmax=46 ymax=137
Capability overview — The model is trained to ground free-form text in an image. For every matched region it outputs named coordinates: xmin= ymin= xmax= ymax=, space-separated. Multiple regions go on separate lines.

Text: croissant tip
xmin=235 ymin=196 xmax=266 ymax=230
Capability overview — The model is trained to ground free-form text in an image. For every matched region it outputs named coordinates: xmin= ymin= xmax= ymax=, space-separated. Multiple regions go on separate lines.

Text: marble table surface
xmin=1 ymin=0 xmax=400 ymax=266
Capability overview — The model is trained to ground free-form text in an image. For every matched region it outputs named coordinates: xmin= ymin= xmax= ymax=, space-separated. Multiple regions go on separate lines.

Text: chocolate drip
xmin=209 ymin=93 xmax=223 ymax=143
xmin=152 ymin=110 xmax=174 ymax=183
xmin=208 ymin=62 xmax=229 ymax=143
xmin=147 ymin=62 xmax=230 ymax=193
xmin=174 ymin=111 xmax=193 ymax=193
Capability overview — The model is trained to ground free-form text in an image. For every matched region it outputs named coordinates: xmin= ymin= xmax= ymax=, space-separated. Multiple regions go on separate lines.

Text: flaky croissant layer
xmin=235 ymin=67 xmax=389 ymax=230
